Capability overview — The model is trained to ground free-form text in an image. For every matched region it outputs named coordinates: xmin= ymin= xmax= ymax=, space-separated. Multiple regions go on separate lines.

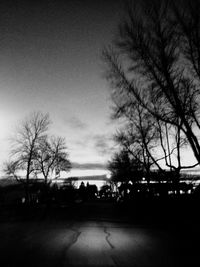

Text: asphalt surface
xmin=0 ymin=201 xmax=199 ymax=267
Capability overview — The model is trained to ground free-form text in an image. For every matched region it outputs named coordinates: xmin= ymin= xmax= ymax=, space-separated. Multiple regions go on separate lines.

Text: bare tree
xmin=3 ymin=160 xmax=24 ymax=183
xmin=103 ymin=0 xmax=200 ymax=165
xmin=10 ymin=111 xmax=50 ymax=203
xmin=110 ymin=87 xmax=166 ymax=184
xmin=111 ymin=86 xmax=198 ymax=192
xmin=156 ymin=119 xmax=199 ymax=193
xmin=34 ymin=136 xmax=71 ymax=184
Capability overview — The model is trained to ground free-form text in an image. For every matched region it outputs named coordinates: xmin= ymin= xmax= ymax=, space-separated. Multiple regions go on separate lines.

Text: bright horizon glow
xmin=0 ymin=168 xmax=109 ymax=179
xmin=64 ymin=169 xmax=109 ymax=178
xmin=0 ymin=1 xmax=122 ymax=177
xmin=0 ymin=1 xmax=199 ymax=178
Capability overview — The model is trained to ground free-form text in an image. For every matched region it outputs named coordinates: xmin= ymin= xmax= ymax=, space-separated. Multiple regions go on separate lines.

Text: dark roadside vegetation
xmin=1 ymin=178 xmax=200 ymax=267
xmin=0 ymin=177 xmax=199 ymax=227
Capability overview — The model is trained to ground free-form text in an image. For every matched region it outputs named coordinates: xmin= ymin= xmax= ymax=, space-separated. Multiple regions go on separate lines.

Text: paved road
xmin=0 ymin=202 xmax=199 ymax=266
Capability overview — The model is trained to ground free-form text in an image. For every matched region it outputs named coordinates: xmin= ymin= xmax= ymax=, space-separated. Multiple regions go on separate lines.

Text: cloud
xmin=70 ymin=133 xmax=94 ymax=149
xmin=65 ymin=116 xmax=88 ymax=130
xmin=71 ymin=162 xmax=107 ymax=170
xmin=68 ymin=133 xmax=117 ymax=163
xmin=92 ymin=134 xmax=115 ymax=156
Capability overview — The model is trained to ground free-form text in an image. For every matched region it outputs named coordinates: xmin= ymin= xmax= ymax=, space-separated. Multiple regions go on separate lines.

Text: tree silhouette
xmin=34 ymin=136 xmax=71 ymax=184
xmin=103 ymin=0 xmax=200 ymax=166
xmin=8 ymin=111 xmax=50 ymax=203
xmin=108 ymin=149 xmax=143 ymax=184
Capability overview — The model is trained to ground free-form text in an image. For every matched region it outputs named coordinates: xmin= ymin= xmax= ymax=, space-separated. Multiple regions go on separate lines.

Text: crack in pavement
xmin=61 ymin=223 xmax=81 ymax=266
xmin=111 ymin=255 xmax=120 ymax=267
xmin=104 ymin=226 xmax=115 ymax=249
xmin=66 ymin=224 xmax=81 ymax=251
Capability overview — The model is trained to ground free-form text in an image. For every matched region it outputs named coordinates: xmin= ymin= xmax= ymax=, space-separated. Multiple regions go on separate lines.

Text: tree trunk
xmin=174 ymin=169 xmax=180 ymax=195
xmin=25 ymin=165 xmax=30 ymax=205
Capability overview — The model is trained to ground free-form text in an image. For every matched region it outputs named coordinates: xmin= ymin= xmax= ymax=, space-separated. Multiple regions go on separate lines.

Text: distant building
xmin=52 ymin=175 xmax=109 ymax=190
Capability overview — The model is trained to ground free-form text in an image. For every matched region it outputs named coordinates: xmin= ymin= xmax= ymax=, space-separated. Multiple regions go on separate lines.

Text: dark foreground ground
xmin=0 ymin=199 xmax=199 ymax=267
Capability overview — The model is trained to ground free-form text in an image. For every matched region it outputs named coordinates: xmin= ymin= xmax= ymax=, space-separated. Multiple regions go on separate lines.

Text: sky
xmin=0 ymin=0 xmax=198 ymax=180
xmin=0 ymin=0 xmax=124 ymax=177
